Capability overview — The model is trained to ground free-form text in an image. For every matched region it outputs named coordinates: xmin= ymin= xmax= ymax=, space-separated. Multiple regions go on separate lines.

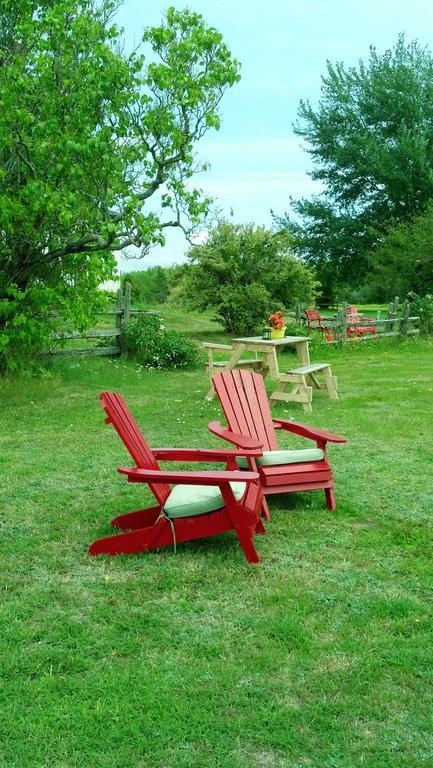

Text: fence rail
xmin=51 ymin=328 xmax=122 ymax=340
xmin=290 ymin=297 xmax=420 ymax=343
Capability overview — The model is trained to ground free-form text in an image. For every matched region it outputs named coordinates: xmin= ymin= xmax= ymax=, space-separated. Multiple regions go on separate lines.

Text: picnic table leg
xmin=205 ymin=343 xmax=246 ymax=399
xmin=266 ymin=349 xmax=280 ymax=380
xmin=269 ymin=372 xmax=313 ymax=411
xmin=296 ymin=339 xmax=310 ymax=365
xmin=323 ymin=365 xmax=338 ymax=400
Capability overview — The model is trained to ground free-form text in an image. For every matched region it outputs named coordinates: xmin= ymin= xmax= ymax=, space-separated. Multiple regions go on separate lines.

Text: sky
xmin=114 ymin=0 xmax=433 ymax=270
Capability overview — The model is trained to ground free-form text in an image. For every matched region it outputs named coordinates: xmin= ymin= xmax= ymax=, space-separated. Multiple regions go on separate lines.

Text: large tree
xmin=367 ymin=203 xmax=433 ymax=299
xmin=278 ymin=36 xmax=433 ymax=297
xmin=0 ymin=0 xmax=240 ymax=370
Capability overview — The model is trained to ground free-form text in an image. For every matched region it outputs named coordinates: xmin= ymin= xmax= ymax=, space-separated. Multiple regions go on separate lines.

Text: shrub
xmin=125 ymin=314 xmax=203 ymax=369
xmin=216 ymin=283 xmax=272 ymax=335
xmin=408 ymin=293 xmax=433 ymax=335
xmin=285 ymin=321 xmax=309 ymax=337
xmin=170 ymin=221 xmax=319 ymax=333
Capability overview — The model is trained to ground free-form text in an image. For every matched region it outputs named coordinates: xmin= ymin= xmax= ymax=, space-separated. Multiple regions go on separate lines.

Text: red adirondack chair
xmin=88 ymin=392 xmax=265 ymax=563
xmin=209 ymin=370 xmax=347 ymax=513
xmin=305 ymin=308 xmax=333 ymax=334
xmin=346 ymin=306 xmax=377 ymax=337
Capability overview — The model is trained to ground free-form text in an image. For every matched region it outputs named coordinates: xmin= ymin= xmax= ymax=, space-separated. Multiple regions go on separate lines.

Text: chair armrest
xmin=117 ymin=466 xmax=259 ymax=485
xmin=272 ymin=418 xmax=347 ymax=444
xmin=152 ymin=447 xmax=263 ymax=460
xmin=208 ymin=421 xmax=263 ymax=450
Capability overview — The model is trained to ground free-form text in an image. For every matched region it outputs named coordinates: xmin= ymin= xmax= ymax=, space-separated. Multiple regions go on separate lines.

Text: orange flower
xmin=268 ymin=311 xmax=285 ymax=329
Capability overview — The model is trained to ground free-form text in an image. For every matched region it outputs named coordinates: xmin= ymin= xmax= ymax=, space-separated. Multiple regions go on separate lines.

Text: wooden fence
xmin=291 ymin=297 xmax=420 ymax=343
xmin=50 ymin=283 xmax=157 ymax=358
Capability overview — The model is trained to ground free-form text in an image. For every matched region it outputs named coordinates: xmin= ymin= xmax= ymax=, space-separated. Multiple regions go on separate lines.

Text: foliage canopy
xmin=121 ymin=268 xmax=171 ymax=305
xmin=366 ymin=203 xmax=433 ymax=300
xmin=279 ymin=36 xmax=433 ymax=297
xmin=0 ymin=0 xmax=240 ymax=370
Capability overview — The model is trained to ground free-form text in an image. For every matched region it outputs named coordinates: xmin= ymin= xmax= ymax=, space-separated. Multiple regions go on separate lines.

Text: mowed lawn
xmin=1 ymin=321 xmax=433 ymax=767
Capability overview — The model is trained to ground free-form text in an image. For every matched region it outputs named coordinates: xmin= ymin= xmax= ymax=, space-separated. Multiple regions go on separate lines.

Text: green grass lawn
xmin=1 ymin=316 xmax=433 ymax=767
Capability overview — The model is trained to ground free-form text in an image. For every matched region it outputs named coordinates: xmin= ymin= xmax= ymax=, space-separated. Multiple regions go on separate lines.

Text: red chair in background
xmin=346 ymin=306 xmax=377 ymax=337
xmin=305 ymin=308 xmax=333 ymax=335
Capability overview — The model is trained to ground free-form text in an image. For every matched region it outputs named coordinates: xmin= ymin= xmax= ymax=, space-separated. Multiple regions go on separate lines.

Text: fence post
xmin=376 ymin=309 xmax=381 ymax=335
xmin=115 ymin=287 xmax=123 ymax=356
xmin=123 ymin=282 xmax=131 ymax=327
xmin=120 ymin=282 xmax=131 ymax=357
xmin=296 ymin=302 xmax=301 ymax=323
xmin=341 ymin=302 xmax=348 ymax=345
xmin=388 ymin=298 xmax=396 ymax=332
xmin=401 ymin=299 xmax=409 ymax=337
xmin=333 ymin=307 xmax=344 ymax=346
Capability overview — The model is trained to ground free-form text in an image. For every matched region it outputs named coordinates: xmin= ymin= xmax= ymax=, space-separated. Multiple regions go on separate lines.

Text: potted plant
xmin=268 ymin=310 xmax=286 ymax=339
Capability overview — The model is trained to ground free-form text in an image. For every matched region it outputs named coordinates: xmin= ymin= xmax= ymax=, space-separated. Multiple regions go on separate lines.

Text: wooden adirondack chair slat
xmin=108 ymin=392 xmax=158 ymax=467
xmin=217 ymin=370 xmax=278 ymax=451
xmin=243 ymin=369 xmax=279 ymax=450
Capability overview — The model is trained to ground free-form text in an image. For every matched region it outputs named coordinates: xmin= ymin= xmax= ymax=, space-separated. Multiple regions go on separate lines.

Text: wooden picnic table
xmin=206 ymin=334 xmax=310 ymax=399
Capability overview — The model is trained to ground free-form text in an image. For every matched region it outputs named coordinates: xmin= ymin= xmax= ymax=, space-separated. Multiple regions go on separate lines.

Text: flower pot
xmin=270 ymin=326 xmax=286 ymax=339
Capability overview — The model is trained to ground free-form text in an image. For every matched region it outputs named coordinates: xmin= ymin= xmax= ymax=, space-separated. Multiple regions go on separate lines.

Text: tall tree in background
xmin=278 ymin=36 xmax=433 ymax=298
xmin=0 ymin=1 xmax=240 ymax=370
xmin=367 ymin=203 xmax=433 ymax=299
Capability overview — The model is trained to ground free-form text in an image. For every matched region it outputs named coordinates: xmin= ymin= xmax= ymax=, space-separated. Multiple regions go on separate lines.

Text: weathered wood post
xmin=120 ymin=282 xmax=131 ymax=357
xmin=388 ymin=296 xmax=398 ymax=333
xmin=376 ymin=309 xmax=382 ymax=336
xmin=341 ymin=302 xmax=349 ymax=345
xmin=296 ymin=302 xmax=302 ymax=323
xmin=115 ymin=287 xmax=123 ymax=356
xmin=333 ymin=306 xmax=344 ymax=346
xmin=401 ymin=299 xmax=409 ymax=337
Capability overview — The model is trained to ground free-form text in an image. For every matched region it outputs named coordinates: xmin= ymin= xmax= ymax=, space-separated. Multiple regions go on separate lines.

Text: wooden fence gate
xmin=50 ymin=283 xmax=155 ymax=358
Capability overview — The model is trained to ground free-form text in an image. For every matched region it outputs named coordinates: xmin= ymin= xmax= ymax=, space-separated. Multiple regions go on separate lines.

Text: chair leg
xmin=235 ymin=528 xmax=260 ymax=564
xmin=325 ymin=487 xmax=336 ymax=511
xmin=261 ymin=496 xmax=271 ymax=521
xmin=255 ymin=517 xmax=266 ymax=535
xmin=89 ymin=518 xmax=169 ymax=555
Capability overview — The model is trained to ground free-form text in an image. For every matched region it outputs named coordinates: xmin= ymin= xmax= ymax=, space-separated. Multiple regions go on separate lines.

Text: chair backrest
xmin=212 ymin=370 xmax=278 ymax=452
xmin=99 ymin=391 xmax=170 ymax=505
xmin=305 ymin=308 xmax=322 ymax=327
xmin=347 ymin=305 xmax=360 ymax=322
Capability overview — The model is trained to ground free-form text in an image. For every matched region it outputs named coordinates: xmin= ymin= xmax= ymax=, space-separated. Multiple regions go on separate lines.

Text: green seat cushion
xmin=236 ymin=448 xmax=324 ymax=469
xmin=163 ymin=481 xmax=246 ymax=519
